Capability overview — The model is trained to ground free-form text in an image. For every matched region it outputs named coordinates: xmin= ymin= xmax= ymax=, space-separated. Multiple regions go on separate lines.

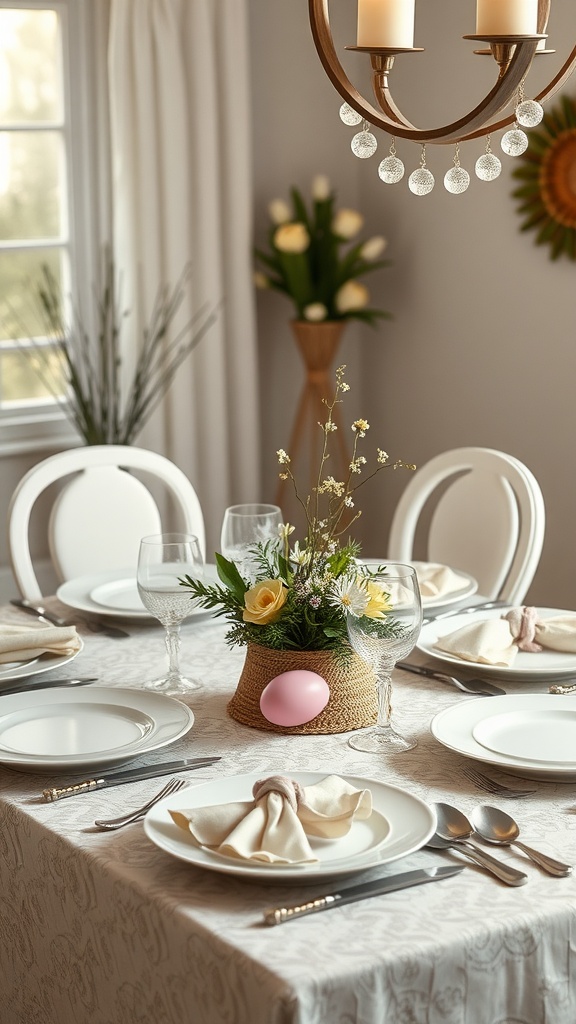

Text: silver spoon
xmin=471 ymin=805 xmax=573 ymax=877
xmin=431 ymin=802 xmax=528 ymax=886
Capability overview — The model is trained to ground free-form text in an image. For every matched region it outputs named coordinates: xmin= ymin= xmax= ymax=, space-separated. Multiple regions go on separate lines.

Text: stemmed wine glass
xmin=220 ymin=503 xmax=283 ymax=580
xmin=137 ymin=532 xmax=204 ymax=695
xmin=345 ymin=563 xmax=422 ymax=753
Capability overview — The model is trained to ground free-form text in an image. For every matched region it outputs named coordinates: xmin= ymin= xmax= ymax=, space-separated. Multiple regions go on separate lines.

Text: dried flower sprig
xmin=20 ymin=253 xmax=219 ymax=445
xmin=182 ymin=367 xmax=414 ymax=656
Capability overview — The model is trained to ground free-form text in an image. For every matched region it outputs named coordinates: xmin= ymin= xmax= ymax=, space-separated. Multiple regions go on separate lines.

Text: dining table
xmin=1 ymin=594 xmax=575 ymax=1024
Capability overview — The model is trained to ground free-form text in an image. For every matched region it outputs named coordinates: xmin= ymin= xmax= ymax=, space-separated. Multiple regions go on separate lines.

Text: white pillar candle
xmin=476 ymin=0 xmax=538 ymax=35
xmin=357 ymin=0 xmax=415 ymax=48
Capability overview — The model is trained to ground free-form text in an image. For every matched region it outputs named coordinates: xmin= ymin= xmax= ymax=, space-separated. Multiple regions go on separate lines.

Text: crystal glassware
xmin=220 ymin=503 xmax=283 ymax=581
xmin=346 ymin=563 xmax=422 ymax=753
xmin=137 ymin=532 xmax=204 ymax=694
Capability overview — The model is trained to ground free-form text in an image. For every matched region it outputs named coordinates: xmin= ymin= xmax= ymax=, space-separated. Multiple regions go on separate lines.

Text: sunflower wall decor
xmin=512 ymin=94 xmax=576 ymax=261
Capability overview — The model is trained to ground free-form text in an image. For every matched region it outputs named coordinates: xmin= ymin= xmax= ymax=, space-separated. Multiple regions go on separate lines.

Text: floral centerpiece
xmin=254 ymin=175 xmax=391 ymax=325
xmin=182 ymin=366 xmax=415 ymax=734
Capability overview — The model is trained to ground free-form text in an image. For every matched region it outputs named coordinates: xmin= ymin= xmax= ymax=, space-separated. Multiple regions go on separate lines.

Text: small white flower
xmin=312 ymin=174 xmax=331 ymax=201
xmin=377 ymin=448 xmax=389 ymax=464
xmin=360 ymin=236 xmax=387 ymax=260
xmin=336 ymin=280 xmax=369 ymax=313
xmin=304 ymin=302 xmax=328 ymax=322
xmin=268 ymin=198 xmax=292 ymax=225
xmin=328 ymin=577 xmax=368 ymax=617
xmin=332 ymin=208 xmax=364 ymax=239
xmin=274 ymin=222 xmax=310 ymax=254
xmin=277 ymin=448 xmax=291 ymax=464
xmin=278 ymin=522 xmax=295 ymax=541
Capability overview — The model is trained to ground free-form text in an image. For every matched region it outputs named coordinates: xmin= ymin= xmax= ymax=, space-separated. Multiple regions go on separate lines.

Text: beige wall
xmin=251 ymin=0 xmax=576 ymax=608
xmin=2 ymin=1 xmax=574 ymax=608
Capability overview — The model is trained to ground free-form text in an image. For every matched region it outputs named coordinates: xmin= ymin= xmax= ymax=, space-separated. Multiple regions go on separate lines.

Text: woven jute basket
xmin=227 ymin=643 xmax=378 ymax=735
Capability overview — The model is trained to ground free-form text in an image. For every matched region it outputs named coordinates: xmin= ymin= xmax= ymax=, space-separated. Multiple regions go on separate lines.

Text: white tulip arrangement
xmin=254 ymin=175 xmax=392 ymax=326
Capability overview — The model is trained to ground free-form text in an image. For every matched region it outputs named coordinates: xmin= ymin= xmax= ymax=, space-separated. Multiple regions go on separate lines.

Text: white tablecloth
xmin=1 ymin=600 xmax=575 ymax=1024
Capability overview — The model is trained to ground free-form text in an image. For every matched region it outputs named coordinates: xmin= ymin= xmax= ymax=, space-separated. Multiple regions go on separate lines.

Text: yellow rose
xmin=274 ymin=222 xmax=310 ymax=254
xmin=362 ymin=578 xmax=392 ymax=619
xmin=335 ymin=280 xmax=369 ymax=313
xmin=243 ymin=579 xmax=288 ymax=624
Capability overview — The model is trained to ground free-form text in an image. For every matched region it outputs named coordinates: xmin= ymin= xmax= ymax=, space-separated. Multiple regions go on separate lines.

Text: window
xmin=0 ymin=0 xmax=103 ymax=450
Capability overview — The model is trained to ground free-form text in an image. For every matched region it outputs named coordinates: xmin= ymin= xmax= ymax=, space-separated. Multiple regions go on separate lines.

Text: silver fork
xmin=94 ymin=777 xmax=189 ymax=830
xmin=462 ymin=765 xmax=537 ymax=798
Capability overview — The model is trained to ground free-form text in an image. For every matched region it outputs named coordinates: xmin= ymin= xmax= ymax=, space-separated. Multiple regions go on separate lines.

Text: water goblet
xmin=345 ymin=563 xmax=422 ymax=753
xmin=137 ymin=532 xmax=204 ymax=694
xmin=220 ymin=503 xmax=283 ymax=580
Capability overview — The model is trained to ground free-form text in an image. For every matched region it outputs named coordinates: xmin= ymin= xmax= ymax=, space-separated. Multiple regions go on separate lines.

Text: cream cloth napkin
xmin=434 ymin=607 xmax=576 ymax=667
xmin=169 ymin=774 xmax=373 ymax=864
xmin=416 ymin=563 xmax=470 ymax=599
xmin=0 ymin=623 xmax=81 ymax=664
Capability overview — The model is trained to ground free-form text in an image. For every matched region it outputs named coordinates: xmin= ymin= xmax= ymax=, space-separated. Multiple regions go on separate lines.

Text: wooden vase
xmin=276 ymin=320 xmax=350 ymax=507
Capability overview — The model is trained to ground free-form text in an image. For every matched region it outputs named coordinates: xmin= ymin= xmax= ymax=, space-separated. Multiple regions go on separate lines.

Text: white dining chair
xmin=8 ymin=445 xmax=205 ymax=601
xmin=387 ymin=447 xmax=545 ymax=604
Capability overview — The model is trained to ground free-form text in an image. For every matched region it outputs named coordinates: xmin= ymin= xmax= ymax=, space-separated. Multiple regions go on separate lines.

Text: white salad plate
xmin=0 ymin=637 xmax=84 ymax=686
xmin=431 ymin=694 xmax=576 ymax=780
xmin=359 ymin=560 xmax=478 ymax=610
xmin=418 ymin=606 xmax=576 ymax=681
xmin=144 ymin=770 xmax=436 ymax=882
xmin=0 ymin=686 xmax=194 ymax=773
xmin=57 ymin=564 xmax=219 ymax=622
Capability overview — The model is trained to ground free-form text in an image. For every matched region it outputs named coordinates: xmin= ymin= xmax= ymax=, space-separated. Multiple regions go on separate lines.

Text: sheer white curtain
xmin=108 ymin=0 xmax=260 ymax=554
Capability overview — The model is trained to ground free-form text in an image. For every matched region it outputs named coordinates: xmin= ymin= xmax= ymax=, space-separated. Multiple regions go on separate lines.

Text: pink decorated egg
xmin=260 ymin=670 xmax=330 ymax=727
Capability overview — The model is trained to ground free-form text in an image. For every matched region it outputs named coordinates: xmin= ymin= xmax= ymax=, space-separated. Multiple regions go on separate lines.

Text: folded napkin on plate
xmin=169 ymin=774 xmax=373 ymax=865
xmin=0 ymin=623 xmax=81 ymax=664
xmin=434 ymin=606 xmax=576 ymax=667
xmin=416 ymin=563 xmax=470 ymax=599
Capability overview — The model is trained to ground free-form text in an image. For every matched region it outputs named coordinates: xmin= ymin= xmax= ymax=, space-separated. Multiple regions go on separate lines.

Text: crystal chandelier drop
xmin=309 ymin=0 xmax=576 ymax=193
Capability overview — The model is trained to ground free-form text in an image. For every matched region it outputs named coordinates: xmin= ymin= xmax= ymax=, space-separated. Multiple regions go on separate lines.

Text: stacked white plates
xmin=57 ymin=563 xmax=220 ymax=622
xmin=0 ymin=686 xmax=194 ymax=773
xmin=431 ymin=694 xmax=576 ymax=780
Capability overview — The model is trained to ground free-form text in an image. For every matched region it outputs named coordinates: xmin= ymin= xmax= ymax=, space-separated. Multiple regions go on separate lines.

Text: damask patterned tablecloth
xmin=1 ymin=601 xmax=576 ymax=1024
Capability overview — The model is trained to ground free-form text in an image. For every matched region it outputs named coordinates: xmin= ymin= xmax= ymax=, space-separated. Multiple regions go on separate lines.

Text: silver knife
xmin=10 ymin=598 xmax=129 ymax=639
xmin=263 ymin=864 xmax=464 ymax=926
xmin=0 ymin=677 xmax=98 ymax=696
xmin=42 ymin=756 xmax=221 ymax=802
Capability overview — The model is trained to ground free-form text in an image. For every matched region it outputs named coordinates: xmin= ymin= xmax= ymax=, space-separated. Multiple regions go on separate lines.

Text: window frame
xmin=0 ymin=0 xmax=107 ymax=454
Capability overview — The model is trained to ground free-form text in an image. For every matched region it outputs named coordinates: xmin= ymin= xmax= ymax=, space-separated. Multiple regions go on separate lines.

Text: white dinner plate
xmin=57 ymin=564 xmax=219 ymax=622
xmin=0 ymin=637 xmax=84 ymax=686
xmin=431 ymin=694 xmax=576 ymax=780
xmin=0 ymin=686 xmax=194 ymax=773
xmin=359 ymin=560 xmax=478 ymax=610
xmin=144 ymin=770 xmax=436 ymax=881
xmin=417 ymin=606 xmax=576 ymax=681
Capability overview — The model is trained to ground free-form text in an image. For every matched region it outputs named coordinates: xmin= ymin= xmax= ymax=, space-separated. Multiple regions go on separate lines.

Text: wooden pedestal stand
xmin=276 ymin=320 xmax=350 ymax=512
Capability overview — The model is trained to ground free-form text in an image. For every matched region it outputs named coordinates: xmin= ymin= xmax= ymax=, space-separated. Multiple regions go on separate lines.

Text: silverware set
xmin=429 ymin=801 xmax=572 ymax=884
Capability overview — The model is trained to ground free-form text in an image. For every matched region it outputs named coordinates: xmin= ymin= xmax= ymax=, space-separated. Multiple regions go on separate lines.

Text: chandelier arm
xmin=309 ymin=0 xmax=545 ymax=144
xmin=459 ymin=44 xmax=576 ymax=142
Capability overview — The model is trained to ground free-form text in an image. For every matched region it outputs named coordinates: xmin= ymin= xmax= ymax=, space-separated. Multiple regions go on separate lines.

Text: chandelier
xmin=309 ymin=0 xmax=576 ymax=193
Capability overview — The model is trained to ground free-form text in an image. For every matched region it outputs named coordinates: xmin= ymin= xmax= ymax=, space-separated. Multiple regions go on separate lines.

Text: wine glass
xmin=220 ymin=503 xmax=283 ymax=580
xmin=345 ymin=563 xmax=422 ymax=753
xmin=137 ymin=532 xmax=204 ymax=694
